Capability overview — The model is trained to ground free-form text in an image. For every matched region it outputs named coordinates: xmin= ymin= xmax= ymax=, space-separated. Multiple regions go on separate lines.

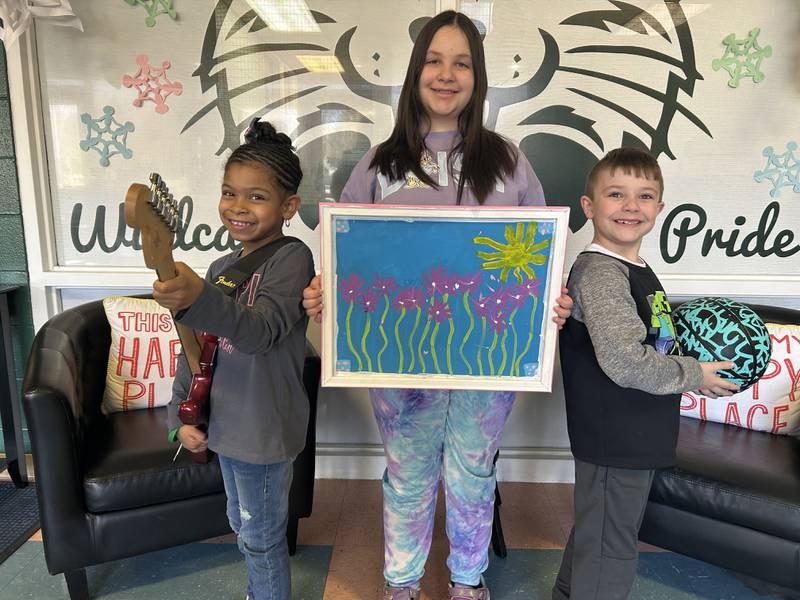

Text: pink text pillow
xmin=681 ymin=323 xmax=800 ymax=435
xmin=102 ymin=296 xmax=181 ymax=413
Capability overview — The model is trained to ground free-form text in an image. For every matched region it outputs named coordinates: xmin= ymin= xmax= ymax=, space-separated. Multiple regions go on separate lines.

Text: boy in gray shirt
xmin=553 ymin=148 xmax=738 ymax=599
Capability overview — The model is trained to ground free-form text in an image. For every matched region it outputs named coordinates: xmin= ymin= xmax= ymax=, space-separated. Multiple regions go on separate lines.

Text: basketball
xmin=672 ymin=297 xmax=772 ymax=392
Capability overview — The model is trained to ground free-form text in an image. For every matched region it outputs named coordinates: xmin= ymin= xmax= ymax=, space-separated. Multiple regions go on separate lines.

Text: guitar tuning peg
xmin=168 ymin=205 xmax=179 ymax=226
xmin=162 ymin=204 xmax=178 ymax=232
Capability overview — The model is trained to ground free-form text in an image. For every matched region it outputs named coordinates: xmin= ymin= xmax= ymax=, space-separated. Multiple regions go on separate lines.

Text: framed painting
xmin=319 ymin=203 xmax=570 ymax=392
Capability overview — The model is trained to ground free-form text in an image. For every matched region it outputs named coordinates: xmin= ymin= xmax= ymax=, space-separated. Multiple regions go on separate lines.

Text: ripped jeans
xmin=218 ymin=454 xmax=293 ymax=600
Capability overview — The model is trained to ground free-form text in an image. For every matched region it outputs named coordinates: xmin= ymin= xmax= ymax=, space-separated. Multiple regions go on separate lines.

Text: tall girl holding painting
xmin=304 ymin=11 xmax=571 ymax=599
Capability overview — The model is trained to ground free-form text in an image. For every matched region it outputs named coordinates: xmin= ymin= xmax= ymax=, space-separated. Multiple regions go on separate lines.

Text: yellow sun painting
xmin=473 ymin=222 xmax=551 ymax=283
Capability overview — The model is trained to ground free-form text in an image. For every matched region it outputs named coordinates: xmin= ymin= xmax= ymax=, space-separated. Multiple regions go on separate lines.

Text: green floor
xmin=0 ymin=542 xmax=793 ymax=599
xmin=0 ymin=542 xmax=330 ymax=600
xmin=483 ymin=550 xmax=791 ymax=600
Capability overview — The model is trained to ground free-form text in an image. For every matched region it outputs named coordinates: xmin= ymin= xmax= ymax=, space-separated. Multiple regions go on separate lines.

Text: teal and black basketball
xmin=673 ymin=297 xmax=771 ymax=392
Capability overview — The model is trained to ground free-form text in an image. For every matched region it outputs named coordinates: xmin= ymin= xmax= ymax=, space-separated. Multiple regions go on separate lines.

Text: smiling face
xmin=417 ymin=24 xmax=475 ymax=132
xmin=219 ymin=162 xmax=299 ymax=255
xmin=581 ymin=168 xmax=664 ymax=261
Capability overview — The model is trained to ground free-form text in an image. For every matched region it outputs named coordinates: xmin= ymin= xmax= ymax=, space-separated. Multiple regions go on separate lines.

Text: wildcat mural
xmin=184 ymin=0 xmax=709 ymax=233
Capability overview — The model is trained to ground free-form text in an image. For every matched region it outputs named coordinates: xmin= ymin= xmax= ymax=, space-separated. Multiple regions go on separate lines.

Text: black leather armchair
xmin=22 ymin=298 xmax=319 ymax=600
xmin=639 ymin=303 xmax=800 ymax=593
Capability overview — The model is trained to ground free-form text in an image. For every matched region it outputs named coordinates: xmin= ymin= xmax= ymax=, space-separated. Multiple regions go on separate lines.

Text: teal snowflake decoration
xmin=123 ymin=0 xmax=177 ymax=27
xmin=79 ymin=106 xmax=135 ymax=167
xmin=754 ymin=142 xmax=800 ymax=198
xmin=712 ymin=28 xmax=772 ymax=88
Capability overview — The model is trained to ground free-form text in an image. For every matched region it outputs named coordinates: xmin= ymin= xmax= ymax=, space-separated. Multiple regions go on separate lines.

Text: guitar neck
xmin=175 ymin=323 xmax=202 ymax=376
xmin=154 ymin=253 xmax=177 ymax=282
xmin=124 ymin=177 xmax=202 ymax=375
xmin=154 ymin=250 xmax=202 ymax=375
xmin=167 ymin=269 xmax=203 ymax=375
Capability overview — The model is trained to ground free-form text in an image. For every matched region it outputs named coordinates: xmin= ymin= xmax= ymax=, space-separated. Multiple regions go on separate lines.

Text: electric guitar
xmin=124 ymin=173 xmax=212 ymax=464
xmin=177 ymin=332 xmax=218 ymax=464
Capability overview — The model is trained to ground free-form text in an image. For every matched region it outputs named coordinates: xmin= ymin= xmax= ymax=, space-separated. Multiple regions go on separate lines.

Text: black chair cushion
xmin=83 ymin=407 xmax=223 ymax=513
xmin=650 ymin=417 xmax=800 ymax=542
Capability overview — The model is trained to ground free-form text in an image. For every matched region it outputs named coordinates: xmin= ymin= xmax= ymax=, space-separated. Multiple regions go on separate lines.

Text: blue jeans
xmin=218 ymin=454 xmax=293 ymax=600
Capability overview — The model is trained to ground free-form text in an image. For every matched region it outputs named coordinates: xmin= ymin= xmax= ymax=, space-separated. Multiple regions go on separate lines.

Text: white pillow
xmin=102 ymin=296 xmax=181 ymax=413
xmin=681 ymin=323 xmax=800 ymax=435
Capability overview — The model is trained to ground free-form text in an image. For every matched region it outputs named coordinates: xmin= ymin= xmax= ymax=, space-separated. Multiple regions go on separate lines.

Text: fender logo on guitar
xmin=215 ymin=275 xmax=237 ymax=289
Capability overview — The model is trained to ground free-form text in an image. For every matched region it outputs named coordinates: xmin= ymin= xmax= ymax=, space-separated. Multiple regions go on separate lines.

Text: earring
xmin=284 ymin=218 xmax=291 ymax=228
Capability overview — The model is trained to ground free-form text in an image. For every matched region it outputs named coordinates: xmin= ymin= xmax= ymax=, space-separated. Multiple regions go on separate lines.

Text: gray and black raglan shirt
xmin=559 ymin=248 xmax=704 ymax=469
xmin=167 ymin=241 xmax=315 ymax=465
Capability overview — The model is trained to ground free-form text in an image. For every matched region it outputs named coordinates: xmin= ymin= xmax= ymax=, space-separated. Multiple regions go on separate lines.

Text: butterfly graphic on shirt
xmin=403 ymin=150 xmax=441 ymax=190
xmin=184 ymin=0 xmax=708 ymax=233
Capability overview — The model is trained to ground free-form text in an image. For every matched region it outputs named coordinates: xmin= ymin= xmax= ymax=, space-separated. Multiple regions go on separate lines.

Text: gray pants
xmin=552 ymin=459 xmax=655 ymax=600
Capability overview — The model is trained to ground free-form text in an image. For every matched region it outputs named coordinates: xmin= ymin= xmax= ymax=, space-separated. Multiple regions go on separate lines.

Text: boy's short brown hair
xmin=585 ymin=147 xmax=664 ymax=199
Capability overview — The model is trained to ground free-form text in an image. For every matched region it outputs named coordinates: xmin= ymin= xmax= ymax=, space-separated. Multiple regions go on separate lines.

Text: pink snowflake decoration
xmin=122 ymin=54 xmax=183 ymax=114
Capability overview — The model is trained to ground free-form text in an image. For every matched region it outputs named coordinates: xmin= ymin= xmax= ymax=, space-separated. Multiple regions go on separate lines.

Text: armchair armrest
xmin=22 ymin=300 xmax=113 ymax=571
xmin=24 ymin=377 xmax=94 ymax=569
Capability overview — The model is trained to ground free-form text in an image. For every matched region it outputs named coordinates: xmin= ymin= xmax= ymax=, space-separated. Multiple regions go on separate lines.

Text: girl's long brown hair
xmin=370 ymin=10 xmax=517 ymax=205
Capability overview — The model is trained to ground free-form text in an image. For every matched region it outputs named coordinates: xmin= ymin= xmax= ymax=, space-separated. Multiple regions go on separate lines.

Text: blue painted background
xmin=333 ymin=217 xmax=555 ymax=379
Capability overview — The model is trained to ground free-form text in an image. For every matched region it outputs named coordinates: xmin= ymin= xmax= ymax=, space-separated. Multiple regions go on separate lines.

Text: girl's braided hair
xmin=225 ymin=118 xmax=303 ymax=194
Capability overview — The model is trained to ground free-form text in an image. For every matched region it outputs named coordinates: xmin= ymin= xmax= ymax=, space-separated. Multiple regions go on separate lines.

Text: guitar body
xmin=178 ymin=334 xmax=218 ymax=464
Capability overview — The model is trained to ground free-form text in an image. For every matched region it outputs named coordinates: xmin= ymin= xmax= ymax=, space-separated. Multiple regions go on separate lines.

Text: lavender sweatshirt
xmin=341 ymin=131 xmax=545 ymax=207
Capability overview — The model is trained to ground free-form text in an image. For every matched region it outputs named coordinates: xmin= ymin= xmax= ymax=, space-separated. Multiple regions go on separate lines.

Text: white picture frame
xmin=319 ymin=203 xmax=570 ymax=392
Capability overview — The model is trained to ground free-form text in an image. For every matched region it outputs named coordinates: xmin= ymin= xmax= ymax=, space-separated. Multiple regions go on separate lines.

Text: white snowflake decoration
xmin=0 ymin=0 xmax=82 ymax=49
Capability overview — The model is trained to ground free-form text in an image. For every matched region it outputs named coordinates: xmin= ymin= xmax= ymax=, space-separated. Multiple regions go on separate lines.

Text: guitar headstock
xmin=124 ymin=173 xmax=181 ymax=271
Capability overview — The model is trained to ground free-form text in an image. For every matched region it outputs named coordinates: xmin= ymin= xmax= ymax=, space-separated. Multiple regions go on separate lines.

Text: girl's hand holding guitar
xmin=176 ymin=424 xmax=208 ymax=453
xmin=152 ymin=262 xmax=205 ymax=312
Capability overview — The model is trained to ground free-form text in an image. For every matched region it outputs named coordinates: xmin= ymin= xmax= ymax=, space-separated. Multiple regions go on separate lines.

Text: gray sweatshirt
xmin=167 ymin=240 xmax=314 ymax=464
xmin=568 ymin=249 xmax=703 ymax=395
xmin=560 ymin=248 xmax=704 ymax=468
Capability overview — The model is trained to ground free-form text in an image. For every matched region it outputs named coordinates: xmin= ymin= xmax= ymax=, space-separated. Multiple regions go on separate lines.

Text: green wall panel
xmin=0 ymin=100 xmax=13 ymax=157
xmin=0 ymin=216 xmax=27 ymax=270
xmin=0 ymin=160 xmax=20 ymax=212
xmin=0 ymin=44 xmax=32 ymax=454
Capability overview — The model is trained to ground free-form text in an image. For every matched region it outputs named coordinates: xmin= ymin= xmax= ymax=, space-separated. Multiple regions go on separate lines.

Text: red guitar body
xmin=178 ymin=333 xmax=218 ymax=464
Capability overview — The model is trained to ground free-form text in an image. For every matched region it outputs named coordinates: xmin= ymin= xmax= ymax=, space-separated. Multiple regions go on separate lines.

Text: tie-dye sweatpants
xmin=370 ymin=387 xmax=516 ymax=588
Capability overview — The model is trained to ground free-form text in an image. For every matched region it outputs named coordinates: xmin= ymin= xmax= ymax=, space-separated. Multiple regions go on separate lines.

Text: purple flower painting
xmin=328 ymin=209 xmax=564 ymax=387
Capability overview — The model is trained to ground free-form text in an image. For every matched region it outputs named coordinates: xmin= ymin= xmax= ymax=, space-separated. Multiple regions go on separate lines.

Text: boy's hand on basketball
xmin=552 ymin=286 xmax=572 ymax=330
xmin=698 ymin=361 xmax=739 ymax=398
xmin=152 ymin=262 xmax=204 ymax=311
xmin=176 ymin=425 xmax=208 ymax=453
xmin=302 ymin=274 xmax=324 ymax=323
